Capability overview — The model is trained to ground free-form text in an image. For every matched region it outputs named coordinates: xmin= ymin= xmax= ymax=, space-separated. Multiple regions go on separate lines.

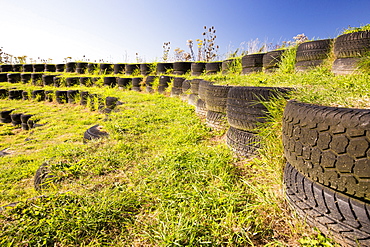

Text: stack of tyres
xmin=170 ymin=77 xmax=185 ymax=97
xmin=295 ymin=39 xmax=333 ymax=72
xmin=173 ymin=62 xmax=191 ymax=75
xmin=145 ymin=76 xmax=157 ymax=93
xmin=158 ymin=76 xmax=172 ymax=94
xmin=131 ymin=77 xmax=142 ymax=92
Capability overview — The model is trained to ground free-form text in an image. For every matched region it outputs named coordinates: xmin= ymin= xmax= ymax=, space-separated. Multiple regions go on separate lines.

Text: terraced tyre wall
xmin=206 ymin=110 xmax=228 ymax=131
xmin=227 ymin=86 xmax=292 ymax=132
xmin=226 ymin=126 xmax=260 ymax=157
xmin=284 ymin=162 xmax=370 ymax=247
xmin=334 ymin=31 xmax=370 ymax=59
xmin=282 ymin=100 xmax=370 ymax=201
xmin=205 ymin=85 xmax=234 ymax=113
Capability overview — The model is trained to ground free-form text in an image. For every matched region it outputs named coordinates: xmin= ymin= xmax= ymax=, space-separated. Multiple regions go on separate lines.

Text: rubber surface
xmin=282 ymin=100 xmax=370 ymax=201
xmin=284 ymin=162 xmax=370 ymax=247
xmin=205 ymin=85 xmax=234 ymax=113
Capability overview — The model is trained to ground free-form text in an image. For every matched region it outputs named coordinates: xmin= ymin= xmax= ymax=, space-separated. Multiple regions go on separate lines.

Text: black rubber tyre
xmin=205 ymin=62 xmax=222 ymax=74
xmin=195 ymin=98 xmax=207 ymax=118
xmin=332 ymin=57 xmax=361 ymax=75
xmin=173 ymin=62 xmax=191 ymax=75
xmin=80 ymin=91 xmax=89 ymax=105
xmin=34 ymin=163 xmax=54 ymax=191
xmin=263 ymin=50 xmax=285 ymax=71
xmin=242 ymin=53 xmax=265 ymax=74
xmin=198 ymin=80 xmax=213 ymax=100
xmin=42 ymin=75 xmax=55 ymax=86
xmin=283 ymin=100 xmax=370 ymax=201
xmin=21 ymin=73 xmax=31 ymax=84
xmin=44 ymin=90 xmax=54 ymax=102
xmin=117 ymin=78 xmax=132 ymax=88
xmin=22 ymin=91 xmax=29 ymax=100
xmin=83 ymin=124 xmax=109 ymax=141
xmin=226 ymin=126 xmax=260 ymax=157
xmin=188 ymin=93 xmax=199 ymax=106
xmin=56 ymin=64 xmax=65 ymax=72
xmin=132 ymin=77 xmax=142 ymax=92
xmin=7 ymin=73 xmax=21 ymax=83
xmin=8 ymin=90 xmax=23 ymax=100
xmin=114 ymin=64 xmax=125 ymax=74
xmin=79 ymin=77 xmax=91 ymax=86
xmin=190 ymin=79 xmax=202 ymax=95
xmin=31 ymin=90 xmax=45 ymax=101
xmin=67 ymin=90 xmax=79 ymax=104
xmin=76 ymin=62 xmax=88 ymax=74
xmin=334 ymin=31 xmax=370 ymax=59
xmin=105 ymin=97 xmax=118 ymax=110
xmin=0 ymin=89 xmax=8 ymax=99
xmin=21 ymin=114 xmax=33 ymax=124
xmin=205 ymin=85 xmax=234 ymax=113
xmin=222 ymin=59 xmax=239 ymax=74
xmin=145 ymin=76 xmax=156 ymax=87
xmin=12 ymin=64 xmax=22 ymax=72
xmin=87 ymin=63 xmax=98 ymax=74
xmin=296 ymin=39 xmax=333 ymax=62
xmin=103 ymin=77 xmax=116 ymax=87
xmin=0 ymin=65 xmax=13 ymax=72
xmin=206 ymin=110 xmax=228 ymax=130
xmin=125 ymin=64 xmax=140 ymax=75
xmin=66 ymin=62 xmax=77 ymax=73
xmin=55 ymin=90 xmax=68 ymax=104
xmin=159 ymin=75 xmax=172 ymax=86
xmin=227 ymin=86 xmax=292 ymax=131
xmin=191 ymin=62 xmax=206 ymax=76
xmin=10 ymin=113 xmax=22 ymax=126
xmin=170 ymin=87 xmax=182 ymax=97
xmin=53 ymin=77 xmax=61 ymax=87
xmin=32 ymin=64 xmax=45 ymax=72
xmin=99 ymin=63 xmax=114 ymax=74
xmin=66 ymin=77 xmax=79 ymax=87
xmin=0 ymin=109 xmax=13 ymax=123
xmin=284 ymin=162 xmax=370 ymax=247
xmin=182 ymin=80 xmax=191 ymax=94
xmin=45 ymin=64 xmax=56 ymax=72
xmin=22 ymin=64 xmax=33 ymax=72
xmin=140 ymin=63 xmax=151 ymax=76
xmin=0 ymin=73 xmax=8 ymax=82
xmin=31 ymin=73 xmax=43 ymax=86
xmin=156 ymin=63 xmax=173 ymax=75
xmin=173 ymin=77 xmax=185 ymax=88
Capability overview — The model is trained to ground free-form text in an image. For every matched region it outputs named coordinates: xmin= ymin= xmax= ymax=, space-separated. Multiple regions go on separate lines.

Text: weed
xmin=162 ymin=42 xmax=171 ymax=62
xmin=341 ymin=23 xmax=370 ymax=34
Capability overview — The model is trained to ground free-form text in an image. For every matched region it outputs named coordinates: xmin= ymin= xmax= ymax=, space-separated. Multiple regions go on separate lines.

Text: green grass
xmin=1 ymin=63 xmax=368 ymax=245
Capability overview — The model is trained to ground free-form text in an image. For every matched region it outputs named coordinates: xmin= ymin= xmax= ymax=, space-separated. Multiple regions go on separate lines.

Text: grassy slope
xmin=1 ymin=65 xmax=369 ymax=245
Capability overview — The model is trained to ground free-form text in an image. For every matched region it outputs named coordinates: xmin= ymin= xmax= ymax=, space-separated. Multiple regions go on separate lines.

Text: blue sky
xmin=1 ymin=0 xmax=369 ymax=63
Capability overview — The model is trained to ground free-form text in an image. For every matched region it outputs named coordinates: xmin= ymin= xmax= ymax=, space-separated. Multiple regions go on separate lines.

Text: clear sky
xmin=1 ymin=0 xmax=369 ymax=64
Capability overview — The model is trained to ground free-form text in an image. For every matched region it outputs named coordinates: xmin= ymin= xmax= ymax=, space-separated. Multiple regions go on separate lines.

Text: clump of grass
xmin=341 ymin=23 xmax=370 ymax=34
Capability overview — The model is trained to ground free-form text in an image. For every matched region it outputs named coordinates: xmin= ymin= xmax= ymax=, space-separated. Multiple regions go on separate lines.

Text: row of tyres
xmin=171 ymin=79 xmax=370 ymax=246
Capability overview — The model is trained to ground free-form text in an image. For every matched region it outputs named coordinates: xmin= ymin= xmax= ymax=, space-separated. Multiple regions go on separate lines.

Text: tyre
xmin=12 ymin=64 xmax=22 ymax=72
xmin=156 ymin=63 xmax=173 ymax=75
xmin=79 ymin=77 xmax=91 ymax=86
xmin=227 ymin=86 xmax=292 ymax=131
xmin=173 ymin=62 xmax=191 ymax=75
xmin=140 ymin=63 xmax=151 ymax=76
xmin=198 ymin=80 xmax=213 ymax=100
xmin=0 ymin=73 xmax=8 ymax=82
xmin=99 ymin=63 xmax=113 ymax=74
xmin=31 ymin=90 xmax=45 ymax=101
xmin=34 ymin=163 xmax=54 ymax=191
xmin=205 ymin=84 xmax=234 ymax=113
xmin=21 ymin=73 xmax=31 ymax=84
xmin=263 ymin=50 xmax=285 ymax=72
xmin=182 ymin=80 xmax=191 ymax=93
xmin=159 ymin=75 xmax=172 ymax=86
xmin=242 ymin=53 xmax=265 ymax=74
xmin=170 ymin=87 xmax=182 ymax=97
xmin=284 ymin=162 xmax=370 ymax=247
xmin=22 ymin=91 xmax=29 ymax=100
xmin=0 ymin=65 xmax=13 ymax=72
xmin=76 ymin=62 xmax=88 ymax=74
xmin=42 ymin=75 xmax=55 ymax=86
xmin=190 ymin=79 xmax=202 ymax=95
xmin=83 ymin=124 xmax=109 ymax=142
xmin=282 ymin=100 xmax=370 ymax=201
xmin=332 ymin=57 xmax=361 ymax=75
xmin=21 ymin=114 xmax=33 ymax=124
xmin=55 ymin=90 xmax=68 ymax=104
xmin=33 ymin=64 xmax=45 ymax=72
xmin=117 ymin=78 xmax=132 ymax=88
xmin=45 ymin=64 xmax=56 ymax=72
xmin=0 ymin=109 xmax=13 ymax=123
xmin=132 ymin=77 xmax=142 ymax=88
xmin=0 ymin=89 xmax=8 ymax=98
xmin=7 ymin=73 xmax=21 ymax=83
xmin=125 ymin=64 xmax=140 ymax=75
xmin=31 ymin=73 xmax=43 ymax=86
xmin=87 ymin=63 xmax=98 ymax=74
xmin=53 ymin=77 xmax=61 ymax=87
xmin=103 ymin=77 xmax=117 ymax=87
xmin=44 ymin=90 xmax=54 ymax=102
xmin=226 ymin=126 xmax=260 ymax=157
xmin=188 ymin=93 xmax=199 ymax=106
xmin=173 ymin=77 xmax=185 ymax=88
xmin=56 ymin=64 xmax=65 ymax=72
xmin=114 ymin=64 xmax=125 ymax=74
xmin=80 ymin=91 xmax=89 ymax=105
xmin=66 ymin=62 xmax=77 ymax=73
xmin=205 ymin=62 xmax=222 ymax=74
xmin=296 ymin=39 xmax=333 ymax=62
xmin=10 ymin=113 xmax=22 ymax=126
xmin=334 ymin=31 xmax=370 ymax=59
xmin=67 ymin=90 xmax=79 ymax=104
xmin=206 ymin=110 xmax=228 ymax=130
xmin=66 ymin=77 xmax=79 ymax=87
xmin=195 ymin=98 xmax=207 ymax=118
xmin=8 ymin=90 xmax=23 ymax=100
xmin=191 ymin=62 xmax=206 ymax=76
xmin=22 ymin=64 xmax=33 ymax=72
xmin=105 ymin=96 xmax=118 ymax=110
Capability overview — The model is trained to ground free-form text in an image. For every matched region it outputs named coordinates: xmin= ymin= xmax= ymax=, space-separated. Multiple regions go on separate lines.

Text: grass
xmin=1 ymin=60 xmax=368 ymax=245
